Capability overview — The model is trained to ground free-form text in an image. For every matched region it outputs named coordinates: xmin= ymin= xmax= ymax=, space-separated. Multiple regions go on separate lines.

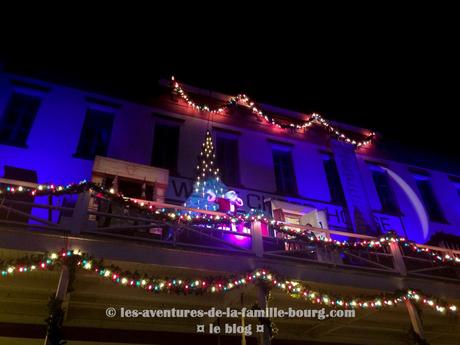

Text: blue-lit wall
xmin=1 ymin=71 xmax=459 ymax=244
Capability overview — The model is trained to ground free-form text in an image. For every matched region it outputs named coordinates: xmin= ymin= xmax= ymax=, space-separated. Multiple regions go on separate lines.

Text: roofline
xmin=159 ymin=78 xmax=376 ymax=137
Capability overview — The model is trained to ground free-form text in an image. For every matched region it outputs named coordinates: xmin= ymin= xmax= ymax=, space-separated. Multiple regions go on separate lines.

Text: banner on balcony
xmin=166 ymin=176 xmax=405 ymax=235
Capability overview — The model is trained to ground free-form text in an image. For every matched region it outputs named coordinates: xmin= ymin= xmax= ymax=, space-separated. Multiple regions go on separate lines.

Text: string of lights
xmin=171 ymin=76 xmax=376 ymax=148
xmin=1 ymin=249 xmax=457 ymax=315
xmin=0 ymin=180 xmax=272 ymax=223
xmin=1 ymin=180 xmax=459 ymax=267
xmin=276 ymin=227 xmax=460 ymax=266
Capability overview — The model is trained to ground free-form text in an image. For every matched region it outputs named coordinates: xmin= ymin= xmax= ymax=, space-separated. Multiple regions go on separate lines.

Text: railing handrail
xmin=412 ymin=243 xmax=460 ymax=255
xmin=0 ymin=178 xmax=38 ymax=189
xmin=276 ymin=222 xmax=378 ymax=240
xmin=127 ymin=198 xmax=228 ymax=217
xmin=1 ymin=179 xmax=460 ymax=257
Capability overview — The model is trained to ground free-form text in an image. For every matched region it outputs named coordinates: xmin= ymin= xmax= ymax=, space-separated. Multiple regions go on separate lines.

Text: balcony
xmin=1 ymin=178 xmax=460 ymax=344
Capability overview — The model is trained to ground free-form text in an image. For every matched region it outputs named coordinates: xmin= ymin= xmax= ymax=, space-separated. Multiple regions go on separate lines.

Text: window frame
xmin=150 ymin=120 xmax=181 ymax=174
xmin=413 ymin=172 xmax=446 ymax=223
xmin=271 ymin=143 xmax=297 ymax=195
xmin=74 ymin=107 xmax=115 ymax=160
xmin=321 ymin=152 xmax=346 ymax=205
xmin=0 ymin=91 xmax=42 ymax=148
xmin=215 ymin=130 xmax=241 ymax=187
xmin=368 ymin=164 xmax=400 ymax=214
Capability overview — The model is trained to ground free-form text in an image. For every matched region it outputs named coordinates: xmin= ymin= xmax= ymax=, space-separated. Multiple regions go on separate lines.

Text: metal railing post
xmin=69 ymin=191 xmax=91 ymax=235
xmin=48 ymin=195 xmax=53 ymax=222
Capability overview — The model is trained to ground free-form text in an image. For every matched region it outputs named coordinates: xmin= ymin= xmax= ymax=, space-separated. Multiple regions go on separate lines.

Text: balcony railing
xmin=1 ymin=178 xmax=460 ymax=284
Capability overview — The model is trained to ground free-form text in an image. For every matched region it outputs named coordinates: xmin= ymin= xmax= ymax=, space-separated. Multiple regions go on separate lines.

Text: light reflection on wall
xmin=383 ymin=167 xmax=429 ymax=242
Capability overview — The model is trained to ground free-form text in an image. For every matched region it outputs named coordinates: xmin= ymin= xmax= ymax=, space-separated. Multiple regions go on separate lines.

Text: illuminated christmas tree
xmin=185 ymin=130 xmax=228 ymax=210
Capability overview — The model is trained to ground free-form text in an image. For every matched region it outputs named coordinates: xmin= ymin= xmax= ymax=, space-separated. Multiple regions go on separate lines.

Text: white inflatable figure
xmin=206 ymin=190 xmax=244 ymax=213
xmin=207 ymin=190 xmax=244 ymax=232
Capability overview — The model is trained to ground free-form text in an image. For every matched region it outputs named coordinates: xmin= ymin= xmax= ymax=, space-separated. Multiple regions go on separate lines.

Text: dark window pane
xmin=75 ymin=109 xmax=114 ymax=160
xmin=450 ymin=178 xmax=460 ymax=198
xmin=0 ymin=93 xmax=41 ymax=147
xmin=323 ymin=157 xmax=346 ymax=204
xmin=272 ymin=149 xmax=297 ymax=194
xmin=371 ymin=170 xmax=399 ymax=213
xmin=216 ymin=136 xmax=240 ymax=186
xmin=151 ymin=123 xmax=180 ymax=173
xmin=415 ymin=178 xmax=445 ymax=222
xmin=0 ymin=166 xmax=37 ymax=222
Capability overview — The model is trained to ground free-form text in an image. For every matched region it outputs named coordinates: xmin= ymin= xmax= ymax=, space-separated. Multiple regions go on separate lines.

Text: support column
xmin=405 ymin=300 xmax=425 ymax=341
xmin=55 ymin=266 xmax=69 ymax=300
xmin=251 ymin=221 xmax=264 ymax=257
xmin=389 ymin=241 xmax=407 ymax=276
xmin=44 ymin=265 xmax=69 ymax=345
xmin=256 ymin=283 xmax=271 ymax=345
xmin=69 ymin=191 xmax=90 ymax=235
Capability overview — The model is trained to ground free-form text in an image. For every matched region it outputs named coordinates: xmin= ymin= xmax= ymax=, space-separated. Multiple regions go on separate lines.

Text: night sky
xmin=0 ymin=22 xmax=458 ymax=164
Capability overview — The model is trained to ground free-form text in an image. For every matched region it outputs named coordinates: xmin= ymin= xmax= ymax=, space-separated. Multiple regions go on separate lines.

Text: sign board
xmin=166 ymin=175 xmax=407 ymax=235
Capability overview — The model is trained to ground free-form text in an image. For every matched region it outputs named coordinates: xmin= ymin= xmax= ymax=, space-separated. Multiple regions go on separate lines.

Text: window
xmin=102 ymin=177 xmax=154 ymax=200
xmin=450 ymin=177 xmax=460 ymax=197
xmin=216 ymin=134 xmax=240 ymax=186
xmin=272 ymin=148 xmax=297 ymax=195
xmin=322 ymin=154 xmax=346 ymax=204
xmin=414 ymin=174 xmax=445 ymax=223
xmin=370 ymin=166 xmax=399 ymax=213
xmin=151 ymin=123 xmax=180 ymax=173
xmin=75 ymin=109 xmax=114 ymax=160
xmin=0 ymin=92 xmax=41 ymax=147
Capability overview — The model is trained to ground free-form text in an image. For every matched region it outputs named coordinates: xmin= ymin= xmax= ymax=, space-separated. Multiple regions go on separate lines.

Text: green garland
xmin=0 ymin=249 xmax=457 ymax=316
xmin=1 ymin=180 xmax=459 ymax=268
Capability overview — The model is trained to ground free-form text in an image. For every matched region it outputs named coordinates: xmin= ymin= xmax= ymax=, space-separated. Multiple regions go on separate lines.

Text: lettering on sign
xmin=165 ymin=176 xmax=406 ymax=234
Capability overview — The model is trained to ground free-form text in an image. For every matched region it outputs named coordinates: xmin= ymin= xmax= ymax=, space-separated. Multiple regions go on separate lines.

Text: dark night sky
xmin=0 ymin=15 xmax=458 ymax=165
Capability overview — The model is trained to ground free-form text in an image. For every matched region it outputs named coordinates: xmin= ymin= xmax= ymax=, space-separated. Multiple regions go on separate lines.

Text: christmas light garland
xmin=276 ymin=227 xmax=460 ymax=266
xmin=171 ymin=76 xmax=376 ymax=148
xmin=1 ymin=181 xmax=460 ymax=267
xmin=0 ymin=180 xmax=273 ymax=224
xmin=1 ymin=249 xmax=457 ymax=315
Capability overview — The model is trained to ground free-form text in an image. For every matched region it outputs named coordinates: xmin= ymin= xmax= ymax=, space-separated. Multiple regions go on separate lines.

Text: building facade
xmin=1 ymin=69 xmax=460 ymax=345
xmin=1 ymin=70 xmax=459 ymax=245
